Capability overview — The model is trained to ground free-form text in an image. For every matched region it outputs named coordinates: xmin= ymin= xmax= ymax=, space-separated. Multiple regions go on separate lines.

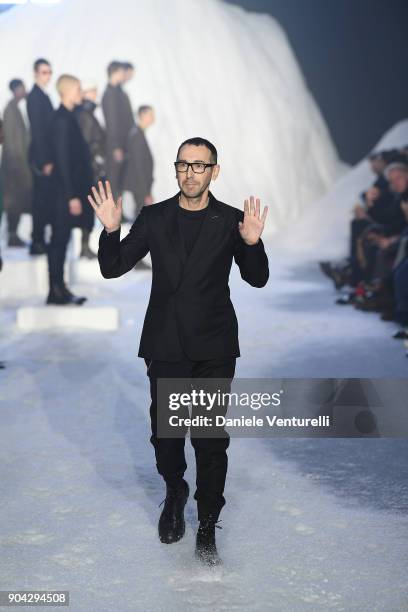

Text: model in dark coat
xmin=46 ymin=102 xmax=94 ymax=295
xmin=0 ymin=94 xmax=32 ymax=245
xmin=27 ymin=81 xmax=55 ymax=251
xmin=122 ymin=106 xmax=155 ymax=218
xmin=27 ymin=83 xmax=54 ymax=172
xmin=52 ymin=104 xmax=95 ymax=232
xmin=101 ymin=82 xmax=134 ymax=199
xmin=74 ymin=100 xmax=106 ymax=183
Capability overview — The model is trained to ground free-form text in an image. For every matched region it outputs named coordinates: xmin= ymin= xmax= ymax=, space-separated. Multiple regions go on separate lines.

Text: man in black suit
xmin=47 ymin=75 xmax=93 ymax=305
xmin=26 ymin=58 xmax=55 ymax=255
xmin=88 ymin=137 xmax=269 ymax=566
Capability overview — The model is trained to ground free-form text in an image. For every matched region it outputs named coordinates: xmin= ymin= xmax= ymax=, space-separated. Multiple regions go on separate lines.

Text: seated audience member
xmin=320 ymin=151 xmax=392 ymax=288
xmin=356 ymin=161 xmax=408 ymax=284
xmin=320 ymin=152 xmax=408 ymax=295
xmin=345 ymin=166 xmax=408 ymax=316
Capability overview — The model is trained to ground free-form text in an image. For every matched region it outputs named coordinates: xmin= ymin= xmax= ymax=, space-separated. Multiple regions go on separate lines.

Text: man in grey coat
xmin=101 ymin=61 xmax=135 ymax=204
xmin=0 ymin=79 xmax=32 ymax=247
xmin=123 ymin=105 xmax=155 ymax=218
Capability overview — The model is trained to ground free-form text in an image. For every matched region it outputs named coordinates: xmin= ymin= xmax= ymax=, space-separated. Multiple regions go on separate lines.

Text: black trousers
xmin=46 ymin=196 xmax=72 ymax=288
xmin=31 ymin=172 xmax=56 ymax=244
xmin=7 ymin=210 xmax=21 ymax=234
xmin=145 ymin=355 xmax=236 ymax=522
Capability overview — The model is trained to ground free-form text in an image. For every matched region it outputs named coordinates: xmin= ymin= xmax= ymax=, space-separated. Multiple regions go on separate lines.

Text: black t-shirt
xmin=177 ymin=203 xmax=208 ymax=256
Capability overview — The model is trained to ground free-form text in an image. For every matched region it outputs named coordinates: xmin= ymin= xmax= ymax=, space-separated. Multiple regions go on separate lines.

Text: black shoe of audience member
xmin=334 ymin=266 xmax=352 ymax=290
xmin=319 ymin=261 xmax=333 ymax=278
xmin=8 ymin=233 xmax=26 ymax=247
xmin=46 ymin=283 xmax=87 ymax=305
xmin=195 ymin=516 xmax=223 ymax=567
xmin=0 ymin=361 xmax=6 ymax=369
xmin=321 ymin=262 xmax=349 ymax=290
xmin=158 ymin=479 xmax=189 ymax=544
xmin=393 ymin=330 xmax=408 ymax=340
xmin=29 ymin=241 xmax=47 ymax=256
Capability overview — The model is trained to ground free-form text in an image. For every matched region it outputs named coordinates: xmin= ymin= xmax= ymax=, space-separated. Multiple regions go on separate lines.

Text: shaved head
xmin=56 ymin=74 xmax=80 ymax=97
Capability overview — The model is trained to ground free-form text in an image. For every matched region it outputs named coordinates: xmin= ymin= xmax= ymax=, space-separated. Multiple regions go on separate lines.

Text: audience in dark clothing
xmin=320 ymin=147 xmax=408 ymax=338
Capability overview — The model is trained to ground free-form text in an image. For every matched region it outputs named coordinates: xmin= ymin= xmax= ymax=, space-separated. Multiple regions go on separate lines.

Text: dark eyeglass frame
xmin=174 ymin=161 xmax=217 ymax=174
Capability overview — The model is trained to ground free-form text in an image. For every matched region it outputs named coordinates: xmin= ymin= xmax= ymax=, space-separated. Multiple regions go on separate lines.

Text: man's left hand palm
xmin=239 ymin=196 xmax=268 ymax=245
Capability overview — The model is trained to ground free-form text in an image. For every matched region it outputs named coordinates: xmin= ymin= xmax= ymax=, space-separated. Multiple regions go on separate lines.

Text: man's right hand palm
xmin=87 ymin=180 xmax=122 ymax=232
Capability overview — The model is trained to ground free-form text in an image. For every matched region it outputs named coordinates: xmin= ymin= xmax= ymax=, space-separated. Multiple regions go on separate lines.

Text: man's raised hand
xmin=239 ymin=196 xmax=268 ymax=245
xmin=87 ymin=180 xmax=122 ymax=232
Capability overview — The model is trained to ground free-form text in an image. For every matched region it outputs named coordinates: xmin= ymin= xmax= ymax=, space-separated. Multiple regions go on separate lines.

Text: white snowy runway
xmin=1 ymin=242 xmax=407 ymax=611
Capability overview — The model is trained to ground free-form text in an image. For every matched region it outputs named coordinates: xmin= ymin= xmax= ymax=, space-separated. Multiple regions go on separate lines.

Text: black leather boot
xmin=61 ymin=284 xmax=88 ymax=304
xmin=46 ymin=283 xmax=87 ymax=305
xmin=158 ymin=479 xmax=189 ymax=544
xmin=195 ymin=517 xmax=223 ymax=566
xmin=29 ymin=241 xmax=47 ymax=255
xmin=80 ymin=229 xmax=97 ymax=259
xmin=8 ymin=232 xmax=26 ymax=247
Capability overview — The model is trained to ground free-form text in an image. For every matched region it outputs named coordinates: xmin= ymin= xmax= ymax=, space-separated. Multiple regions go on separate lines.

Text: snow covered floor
xmin=1 ymin=239 xmax=408 ymax=612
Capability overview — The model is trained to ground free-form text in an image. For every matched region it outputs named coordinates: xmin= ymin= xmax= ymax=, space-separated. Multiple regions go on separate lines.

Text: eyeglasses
xmin=174 ymin=161 xmax=216 ymax=174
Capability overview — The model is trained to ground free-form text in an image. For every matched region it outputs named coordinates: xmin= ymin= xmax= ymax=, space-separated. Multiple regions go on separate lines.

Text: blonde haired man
xmin=47 ymin=74 xmax=93 ymax=304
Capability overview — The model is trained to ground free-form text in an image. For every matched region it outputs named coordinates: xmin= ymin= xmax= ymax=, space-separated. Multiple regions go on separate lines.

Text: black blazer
xmin=98 ymin=191 xmax=269 ymax=361
xmin=52 ymin=105 xmax=95 ymax=229
xmin=27 ymin=84 xmax=54 ymax=170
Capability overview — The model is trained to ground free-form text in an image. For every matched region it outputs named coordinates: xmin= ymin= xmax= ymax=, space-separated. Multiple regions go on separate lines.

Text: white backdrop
xmin=0 ymin=0 xmax=343 ymax=235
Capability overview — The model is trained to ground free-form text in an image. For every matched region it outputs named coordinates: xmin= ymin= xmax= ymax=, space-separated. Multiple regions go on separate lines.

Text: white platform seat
xmin=16 ymin=304 xmax=119 ymax=331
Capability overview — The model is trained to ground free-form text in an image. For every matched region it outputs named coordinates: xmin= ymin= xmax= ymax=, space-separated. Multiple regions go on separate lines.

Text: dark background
xmin=1 ymin=0 xmax=407 ymax=164
xmin=227 ymin=0 xmax=408 ymax=164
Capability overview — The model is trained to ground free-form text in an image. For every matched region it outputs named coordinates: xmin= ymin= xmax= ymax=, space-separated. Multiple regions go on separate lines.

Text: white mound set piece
xmin=273 ymin=120 xmax=408 ymax=258
xmin=0 ymin=0 xmax=343 ymax=235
